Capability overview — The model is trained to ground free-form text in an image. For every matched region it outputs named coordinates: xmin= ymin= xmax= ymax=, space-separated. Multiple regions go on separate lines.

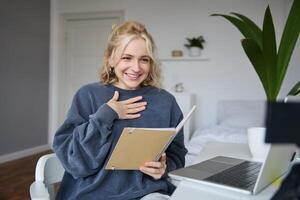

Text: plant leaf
xmin=241 ymin=38 xmax=273 ymax=100
xmin=231 ymin=12 xmax=263 ymax=49
xmin=262 ymin=6 xmax=278 ymax=99
xmin=276 ymin=0 xmax=300 ymax=95
xmin=288 ymin=81 xmax=300 ymax=96
xmin=211 ymin=14 xmax=257 ymax=40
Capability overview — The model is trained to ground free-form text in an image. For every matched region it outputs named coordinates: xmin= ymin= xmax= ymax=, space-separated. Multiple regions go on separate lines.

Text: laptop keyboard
xmin=204 ymin=161 xmax=262 ymax=190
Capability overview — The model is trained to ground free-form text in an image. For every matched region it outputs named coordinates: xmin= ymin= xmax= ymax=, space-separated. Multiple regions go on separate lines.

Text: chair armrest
xmin=35 ymin=153 xmax=57 ymax=181
xmin=30 ymin=181 xmax=50 ymax=200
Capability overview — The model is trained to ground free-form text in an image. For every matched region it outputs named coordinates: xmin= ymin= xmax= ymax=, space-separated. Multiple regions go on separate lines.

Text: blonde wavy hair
xmin=99 ymin=21 xmax=161 ymax=88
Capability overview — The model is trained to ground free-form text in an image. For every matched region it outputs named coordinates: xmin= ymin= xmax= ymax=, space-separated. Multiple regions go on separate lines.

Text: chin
xmin=123 ymin=78 xmax=145 ymax=89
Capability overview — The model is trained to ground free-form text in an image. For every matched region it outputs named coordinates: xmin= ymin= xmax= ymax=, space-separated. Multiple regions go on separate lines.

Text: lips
xmin=125 ymin=72 xmax=141 ymax=81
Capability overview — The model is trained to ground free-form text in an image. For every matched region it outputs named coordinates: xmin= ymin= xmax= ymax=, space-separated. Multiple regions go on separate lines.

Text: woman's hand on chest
xmin=107 ymin=91 xmax=147 ymax=119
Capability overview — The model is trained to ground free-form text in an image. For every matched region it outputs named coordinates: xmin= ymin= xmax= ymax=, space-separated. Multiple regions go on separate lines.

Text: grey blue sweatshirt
xmin=53 ymin=83 xmax=187 ymax=200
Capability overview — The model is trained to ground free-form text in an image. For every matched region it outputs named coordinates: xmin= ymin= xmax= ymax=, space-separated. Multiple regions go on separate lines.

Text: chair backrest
xmin=36 ymin=153 xmax=65 ymax=199
xmin=35 ymin=153 xmax=65 ymax=185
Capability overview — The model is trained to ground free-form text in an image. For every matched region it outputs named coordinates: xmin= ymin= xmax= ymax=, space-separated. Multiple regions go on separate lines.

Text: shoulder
xmin=70 ymin=82 xmax=111 ymax=106
xmin=156 ymin=89 xmax=183 ymax=125
xmin=149 ymin=88 xmax=181 ymax=113
xmin=77 ymin=82 xmax=104 ymax=93
xmin=75 ymin=82 xmax=109 ymax=97
xmin=150 ymin=87 xmax=177 ymax=102
xmin=69 ymin=82 xmax=110 ymax=115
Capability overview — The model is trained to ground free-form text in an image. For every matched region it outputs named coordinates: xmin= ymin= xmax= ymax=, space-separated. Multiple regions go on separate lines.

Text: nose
xmin=131 ymin=59 xmax=141 ymax=72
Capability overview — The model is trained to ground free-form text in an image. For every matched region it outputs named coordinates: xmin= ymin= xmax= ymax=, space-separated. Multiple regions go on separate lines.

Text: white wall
xmin=0 ymin=0 xmax=50 ymax=157
xmin=50 ymin=0 xmax=300 ymax=141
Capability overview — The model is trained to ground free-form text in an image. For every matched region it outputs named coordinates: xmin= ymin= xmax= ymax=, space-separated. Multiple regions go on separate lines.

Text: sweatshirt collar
xmin=107 ymin=84 xmax=154 ymax=96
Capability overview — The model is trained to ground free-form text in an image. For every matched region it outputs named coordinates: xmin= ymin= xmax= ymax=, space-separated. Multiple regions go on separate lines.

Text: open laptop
xmin=169 ymin=144 xmax=296 ymax=195
xmin=169 ymin=101 xmax=298 ymax=195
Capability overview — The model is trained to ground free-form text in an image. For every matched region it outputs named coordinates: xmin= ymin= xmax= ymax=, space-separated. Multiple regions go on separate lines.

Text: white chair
xmin=30 ymin=153 xmax=65 ymax=200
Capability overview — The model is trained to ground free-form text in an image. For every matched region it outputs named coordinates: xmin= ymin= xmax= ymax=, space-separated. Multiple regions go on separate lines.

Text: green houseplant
xmin=184 ymin=36 xmax=205 ymax=56
xmin=184 ymin=36 xmax=205 ymax=49
xmin=212 ymin=0 xmax=300 ymax=101
xmin=212 ymin=1 xmax=300 ymax=161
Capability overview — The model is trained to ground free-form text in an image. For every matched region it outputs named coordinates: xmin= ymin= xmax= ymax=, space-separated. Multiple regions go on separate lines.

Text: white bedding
xmin=185 ymin=125 xmax=248 ymax=166
xmin=184 ymin=100 xmax=265 ymax=166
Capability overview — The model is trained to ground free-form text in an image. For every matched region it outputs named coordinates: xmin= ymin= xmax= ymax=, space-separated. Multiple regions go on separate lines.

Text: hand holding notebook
xmin=105 ymin=105 xmax=196 ymax=170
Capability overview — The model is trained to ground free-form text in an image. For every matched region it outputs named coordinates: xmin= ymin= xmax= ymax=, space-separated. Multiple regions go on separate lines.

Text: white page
xmin=154 ymin=105 xmax=196 ymax=161
xmin=175 ymin=105 xmax=196 ymax=133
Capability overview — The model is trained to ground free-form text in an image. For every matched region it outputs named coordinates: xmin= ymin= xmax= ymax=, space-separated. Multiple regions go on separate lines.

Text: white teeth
xmin=126 ymin=73 xmax=139 ymax=78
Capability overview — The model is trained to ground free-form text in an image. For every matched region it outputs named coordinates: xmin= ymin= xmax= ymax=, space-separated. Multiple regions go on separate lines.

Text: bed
xmin=184 ymin=100 xmax=266 ymax=166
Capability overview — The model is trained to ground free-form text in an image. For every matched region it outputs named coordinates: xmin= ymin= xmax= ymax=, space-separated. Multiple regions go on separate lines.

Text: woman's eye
xmin=141 ymin=58 xmax=150 ymax=63
xmin=122 ymin=57 xmax=131 ymax=61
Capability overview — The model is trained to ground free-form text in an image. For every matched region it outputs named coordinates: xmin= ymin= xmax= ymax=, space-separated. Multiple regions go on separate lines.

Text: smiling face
xmin=113 ymin=38 xmax=151 ymax=90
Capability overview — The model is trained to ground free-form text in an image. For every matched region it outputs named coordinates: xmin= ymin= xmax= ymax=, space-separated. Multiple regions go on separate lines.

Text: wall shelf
xmin=160 ymin=57 xmax=209 ymax=62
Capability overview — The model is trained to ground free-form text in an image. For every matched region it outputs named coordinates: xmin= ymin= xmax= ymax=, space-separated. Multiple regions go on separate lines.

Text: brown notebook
xmin=105 ymin=106 xmax=196 ymax=170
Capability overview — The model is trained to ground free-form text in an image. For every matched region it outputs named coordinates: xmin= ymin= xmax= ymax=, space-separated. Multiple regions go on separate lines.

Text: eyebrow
xmin=122 ymin=54 xmax=132 ymax=57
xmin=122 ymin=54 xmax=150 ymax=58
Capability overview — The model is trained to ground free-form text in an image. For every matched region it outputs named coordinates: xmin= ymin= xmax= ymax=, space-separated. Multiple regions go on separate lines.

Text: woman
xmin=53 ymin=21 xmax=187 ymax=200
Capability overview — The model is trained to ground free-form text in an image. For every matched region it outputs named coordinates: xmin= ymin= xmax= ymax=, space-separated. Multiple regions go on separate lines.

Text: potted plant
xmin=212 ymin=0 xmax=300 ymax=161
xmin=184 ymin=36 xmax=205 ymax=57
xmin=211 ymin=0 xmax=300 ymax=101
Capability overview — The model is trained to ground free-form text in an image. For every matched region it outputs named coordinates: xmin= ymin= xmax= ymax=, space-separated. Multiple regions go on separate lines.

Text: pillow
xmin=217 ymin=100 xmax=266 ymax=128
xmin=185 ymin=125 xmax=247 ymax=165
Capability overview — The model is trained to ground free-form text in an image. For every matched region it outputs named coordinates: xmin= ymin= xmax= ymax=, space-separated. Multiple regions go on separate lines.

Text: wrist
xmin=91 ymin=104 xmax=118 ymax=124
xmin=106 ymin=102 xmax=119 ymax=118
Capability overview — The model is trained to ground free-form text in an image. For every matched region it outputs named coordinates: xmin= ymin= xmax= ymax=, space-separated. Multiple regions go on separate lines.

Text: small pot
xmin=188 ymin=47 xmax=201 ymax=57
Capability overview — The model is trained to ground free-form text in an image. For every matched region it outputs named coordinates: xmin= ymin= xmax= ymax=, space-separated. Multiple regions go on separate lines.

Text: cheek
xmin=142 ymin=64 xmax=151 ymax=74
xmin=113 ymin=66 xmax=125 ymax=79
xmin=114 ymin=62 xmax=127 ymax=73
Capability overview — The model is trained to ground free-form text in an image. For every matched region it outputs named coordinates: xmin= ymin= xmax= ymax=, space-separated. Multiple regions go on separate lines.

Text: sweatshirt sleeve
xmin=165 ymin=97 xmax=188 ymax=173
xmin=52 ymin=87 xmax=118 ymax=179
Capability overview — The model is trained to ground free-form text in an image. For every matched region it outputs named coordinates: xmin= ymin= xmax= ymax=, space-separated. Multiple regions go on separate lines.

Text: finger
xmin=126 ymin=101 xmax=147 ymax=109
xmin=126 ymin=106 xmax=146 ymax=114
xmin=111 ymin=91 xmax=119 ymax=101
xmin=140 ymin=166 xmax=162 ymax=174
xmin=123 ymin=96 xmax=143 ymax=104
xmin=124 ymin=114 xmax=141 ymax=119
xmin=160 ymin=153 xmax=167 ymax=162
xmin=144 ymin=161 xmax=162 ymax=168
